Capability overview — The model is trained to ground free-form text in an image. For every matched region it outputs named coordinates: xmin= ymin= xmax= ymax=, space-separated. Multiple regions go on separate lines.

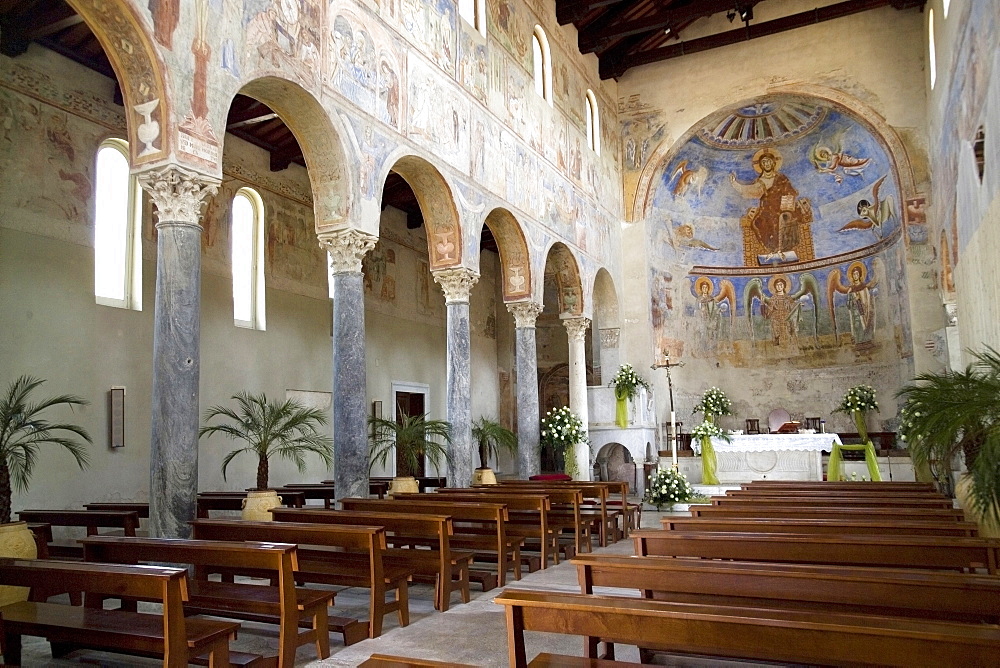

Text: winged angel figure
xmin=827 ymin=262 xmax=878 ymax=344
xmin=838 ymin=175 xmax=895 ymax=240
xmin=744 ymin=274 xmax=819 ymax=346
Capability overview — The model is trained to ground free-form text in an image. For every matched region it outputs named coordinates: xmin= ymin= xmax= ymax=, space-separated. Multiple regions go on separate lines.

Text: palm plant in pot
xmin=199 ymin=392 xmax=333 ymax=520
xmin=0 ymin=375 xmax=91 ymax=604
xmin=471 ymin=417 xmax=517 ymax=485
xmin=897 ymin=348 xmax=1000 ymax=537
xmin=369 ymin=413 xmax=452 ymax=494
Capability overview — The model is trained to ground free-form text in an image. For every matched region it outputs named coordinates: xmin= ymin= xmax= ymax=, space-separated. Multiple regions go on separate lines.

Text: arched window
xmin=532 ymin=26 xmax=552 ymax=105
xmin=943 ymin=0 xmax=951 ymax=18
xmin=458 ymin=0 xmax=486 ymax=37
xmin=585 ymin=89 xmax=601 ymax=155
xmin=928 ymin=8 xmax=937 ymax=89
xmin=231 ymin=187 xmax=266 ymax=330
xmin=94 ymin=139 xmax=141 ymax=309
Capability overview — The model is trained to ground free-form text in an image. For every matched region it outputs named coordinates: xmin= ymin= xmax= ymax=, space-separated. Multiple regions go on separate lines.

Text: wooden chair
xmin=745 ymin=418 xmax=760 ymax=434
xmin=804 ymin=417 xmax=822 ymax=431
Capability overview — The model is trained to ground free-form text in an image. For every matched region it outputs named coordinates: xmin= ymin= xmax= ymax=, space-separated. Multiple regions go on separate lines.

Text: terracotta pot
xmin=241 ymin=489 xmax=282 ymax=521
xmin=0 ymin=522 xmax=38 ymax=607
xmin=471 ymin=468 xmax=497 ymax=486
xmin=388 ymin=476 xmax=420 ymax=496
xmin=955 ymin=474 xmax=1000 ymax=538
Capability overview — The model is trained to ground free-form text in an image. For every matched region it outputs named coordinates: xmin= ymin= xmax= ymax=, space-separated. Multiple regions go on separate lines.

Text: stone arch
xmin=630 ymin=85 xmax=919 ymax=224
xmin=591 ymin=268 xmax=621 ymax=379
xmin=380 ymin=154 xmax=463 ymax=269
xmin=542 ymin=242 xmax=584 ymax=316
xmin=592 ymin=268 xmax=621 ymax=329
xmin=235 ymin=77 xmax=353 ymax=229
xmin=483 ymin=208 xmax=532 ymax=301
xmin=65 ymin=0 xmax=172 ymax=166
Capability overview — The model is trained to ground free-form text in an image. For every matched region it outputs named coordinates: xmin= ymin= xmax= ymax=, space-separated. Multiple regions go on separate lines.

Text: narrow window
xmin=943 ymin=0 xmax=951 ymax=18
xmin=532 ymin=26 xmax=552 ymax=105
xmin=458 ymin=0 xmax=486 ymax=37
xmin=929 ymin=8 xmax=937 ymax=89
xmin=232 ymin=187 xmax=266 ymax=330
xmin=94 ymin=139 xmax=141 ymax=309
xmin=585 ymin=89 xmax=601 ymax=155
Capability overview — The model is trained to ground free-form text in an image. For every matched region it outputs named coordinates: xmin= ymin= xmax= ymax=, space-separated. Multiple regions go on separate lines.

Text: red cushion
xmin=529 ymin=474 xmax=572 ymax=481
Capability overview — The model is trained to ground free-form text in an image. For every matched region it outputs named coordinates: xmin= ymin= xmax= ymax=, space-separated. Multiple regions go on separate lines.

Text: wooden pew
xmin=269 ymin=507 xmax=473 ymax=611
xmin=711 ymin=495 xmax=955 ymax=508
xmin=632 ymin=530 xmax=1000 ymax=573
xmin=196 ymin=491 xmax=305 ymax=517
xmin=660 ymin=516 xmax=980 ymax=537
xmin=16 ymin=509 xmax=141 ymax=559
xmin=742 ymin=480 xmax=936 ymax=491
xmin=725 ymin=488 xmax=950 ymax=499
xmin=499 ymin=479 xmax=636 ymax=535
xmin=429 ymin=491 xmax=555 ymax=567
xmin=495 ymin=589 xmax=1000 ymax=668
xmin=496 ymin=482 xmax=617 ymax=546
xmin=690 ymin=504 xmax=968 ymax=522
xmin=0 ymin=558 xmax=239 ymax=668
xmin=342 ymin=496 xmax=517 ymax=587
xmin=190 ymin=518 xmax=412 ymax=638
xmin=573 ymin=553 xmax=1000 ymax=624
xmin=359 ymin=654 xmax=476 ymax=667
xmin=283 ymin=480 xmax=390 ymax=501
xmin=83 ymin=501 xmax=150 ymax=517
xmin=81 ymin=536 xmax=334 ymax=666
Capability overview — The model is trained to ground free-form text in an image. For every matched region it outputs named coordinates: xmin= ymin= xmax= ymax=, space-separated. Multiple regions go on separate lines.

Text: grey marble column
xmin=507 ymin=301 xmax=543 ymax=478
xmin=319 ymin=229 xmax=377 ymax=501
xmin=138 ymin=165 xmax=219 ymax=539
xmin=564 ymin=316 xmax=592 ymax=481
xmin=433 ymin=267 xmax=479 ymax=488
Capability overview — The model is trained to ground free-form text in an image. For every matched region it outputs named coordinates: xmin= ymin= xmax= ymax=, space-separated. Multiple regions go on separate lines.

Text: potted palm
xmin=471 ymin=417 xmax=518 ymax=485
xmin=0 ymin=375 xmax=91 ymax=605
xmin=368 ymin=413 xmax=452 ymax=494
xmin=897 ymin=348 xmax=1000 ymax=537
xmin=199 ymin=392 xmax=333 ymax=520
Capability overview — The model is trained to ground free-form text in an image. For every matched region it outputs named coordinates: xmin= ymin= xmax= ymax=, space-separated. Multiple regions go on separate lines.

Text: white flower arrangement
xmin=644 ymin=467 xmax=693 ymax=509
xmin=835 ymin=385 xmax=879 ymax=415
xmin=540 ymin=406 xmax=588 ymax=478
xmin=610 ymin=363 xmax=649 ymax=401
xmin=693 ymin=387 xmax=733 ymax=419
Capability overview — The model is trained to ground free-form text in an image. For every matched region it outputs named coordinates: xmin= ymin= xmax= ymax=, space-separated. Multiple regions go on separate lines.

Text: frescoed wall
xmin=646 ymin=95 xmax=913 ymax=370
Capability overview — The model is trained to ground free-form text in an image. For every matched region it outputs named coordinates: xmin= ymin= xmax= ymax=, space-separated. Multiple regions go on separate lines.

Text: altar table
xmin=705 ymin=433 xmax=843 ymax=483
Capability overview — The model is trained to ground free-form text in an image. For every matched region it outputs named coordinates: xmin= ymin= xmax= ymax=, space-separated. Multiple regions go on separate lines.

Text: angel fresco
xmin=693 ymin=277 xmax=735 ymax=344
xmin=668 ymin=159 xmax=708 ymax=198
xmin=809 ymin=137 xmax=871 ymax=184
xmin=744 ymin=274 xmax=819 ymax=346
xmin=827 ymin=262 xmax=877 ymax=345
xmin=837 ymin=175 xmax=895 ymax=241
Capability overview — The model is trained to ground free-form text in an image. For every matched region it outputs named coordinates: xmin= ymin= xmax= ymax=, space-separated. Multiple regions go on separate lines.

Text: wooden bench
xmin=190 ymin=518 xmax=411 ymax=638
xmin=369 ymin=476 xmax=447 ymax=493
xmin=498 ymin=482 xmax=617 ymax=546
xmin=661 ymin=516 xmax=980 ymax=536
xmin=358 ymin=654 xmax=477 ymax=667
xmin=81 ymin=535 xmax=334 ymax=666
xmin=725 ymin=488 xmax=950 ymax=499
xmin=16 ymin=509 xmax=141 ymax=560
xmin=195 ymin=491 xmax=305 ymax=518
xmin=574 ymin=553 xmax=1000 ymax=624
xmin=430 ymin=491 xmax=556 ymax=567
xmin=494 ymin=589 xmax=1000 ymax=667
xmin=342 ymin=496 xmax=517 ymax=587
xmin=0 ymin=557 xmax=239 ymax=668
xmin=269 ymin=507 xmax=473 ymax=611
xmin=690 ymin=504 xmax=969 ymax=522
xmin=712 ymin=495 xmax=955 ymax=508
xmin=742 ymin=480 xmax=936 ymax=491
xmin=632 ymin=530 xmax=1000 ymax=573
xmin=501 ymin=479 xmax=637 ymax=537
xmin=83 ymin=501 xmax=151 ymax=517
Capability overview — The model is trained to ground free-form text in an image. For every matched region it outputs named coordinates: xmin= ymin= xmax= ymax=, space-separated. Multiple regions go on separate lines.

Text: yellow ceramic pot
xmin=0 ymin=522 xmax=38 ymax=606
xmin=241 ymin=490 xmax=282 ymax=521
xmin=387 ymin=476 xmax=420 ymax=496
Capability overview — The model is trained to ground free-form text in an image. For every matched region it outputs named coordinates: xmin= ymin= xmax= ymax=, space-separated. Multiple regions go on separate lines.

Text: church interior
xmin=0 ymin=0 xmax=999 ymax=665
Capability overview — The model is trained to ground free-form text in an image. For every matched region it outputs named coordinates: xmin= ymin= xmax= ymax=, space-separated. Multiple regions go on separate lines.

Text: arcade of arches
xmin=0 ymin=0 xmax=997 ymax=539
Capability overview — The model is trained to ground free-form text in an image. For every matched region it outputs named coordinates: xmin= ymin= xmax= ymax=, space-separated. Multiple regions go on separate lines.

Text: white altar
xmin=708 ymin=433 xmax=843 ymax=482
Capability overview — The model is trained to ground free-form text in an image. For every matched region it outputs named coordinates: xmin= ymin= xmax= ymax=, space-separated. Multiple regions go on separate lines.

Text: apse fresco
xmin=648 ymin=96 xmax=911 ymax=367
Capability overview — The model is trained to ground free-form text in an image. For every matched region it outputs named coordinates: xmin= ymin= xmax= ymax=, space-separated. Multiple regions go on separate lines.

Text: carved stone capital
xmin=562 ymin=317 xmax=591 ymax=342
xmin=506 ymin=301 xmax=543 ymax=329
xmin=137 ymin=165 xmax=219 ymax=229
xmin=599 ymin=327 xmax=620 ymax=349
xmin=318 ymin=229 xmax=378 ymax=274
xmin=433 ymin=267 xmax=480 ymax=304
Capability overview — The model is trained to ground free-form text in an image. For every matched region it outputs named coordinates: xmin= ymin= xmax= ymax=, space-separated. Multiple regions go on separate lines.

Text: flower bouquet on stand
xmin=693 ymin=386 xmax=733 ymax=424
xmin=610 ymin=364 xmax=650 ymax=428
xmin=644 ymin=467 xmax=694 ymax=511
xmin=540 ymin=406 xmax=589 ymax=479
xmin=691 ymin=420 xmax=730 ymax=486
xmin=834 ymin=385 xmax=878 ymax=442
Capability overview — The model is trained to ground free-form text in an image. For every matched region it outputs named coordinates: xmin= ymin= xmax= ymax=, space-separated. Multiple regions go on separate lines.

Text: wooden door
xmin=395 ymin=391 xmax=426 ymax=477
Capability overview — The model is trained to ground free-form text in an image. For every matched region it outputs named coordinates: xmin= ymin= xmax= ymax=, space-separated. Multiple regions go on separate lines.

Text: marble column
xmin=507 ymin=301 xmax=543 ymax=478
xmin=138 ymin=165 xmax=219 ymax=539
xmin=563 ymin=316 xmax=592 ymax=481
xmin=433 ymin=267 xmax=479 ymax=488
xmin=319 ymin=229 xmax=377 ymax=501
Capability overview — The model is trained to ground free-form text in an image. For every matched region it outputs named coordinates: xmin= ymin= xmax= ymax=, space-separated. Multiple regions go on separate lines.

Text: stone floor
xmin=17 ymin=506 xmax=768 ymax=667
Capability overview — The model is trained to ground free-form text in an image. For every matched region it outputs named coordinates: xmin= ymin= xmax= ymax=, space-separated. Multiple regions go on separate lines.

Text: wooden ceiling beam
xmin=0 ymin=0 xmax=77 ymax=57
xmin=269 ymin=141 xmax=303 ymax=172
xmin=556 ymin=0 xmax=628 ymax=25
xmin=579 ymin=0 xmax=744 ymax=54
xmin=601 ymin=0 xmax=920 ymax=78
